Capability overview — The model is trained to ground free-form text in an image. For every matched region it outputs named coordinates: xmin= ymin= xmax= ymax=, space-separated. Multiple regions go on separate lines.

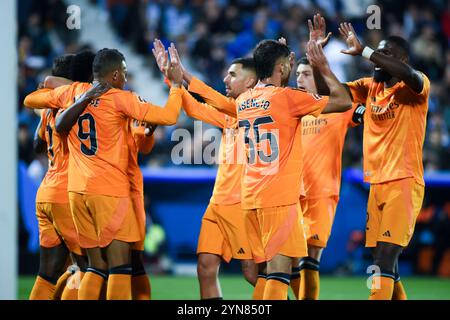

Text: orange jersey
xmin=235 ymin=85 xmax=329 ymax=209
xmin=127 ymin=120 xmax=155 ymax=195
xmin=24 ymin=82 xmax=182 ymax=197
xmin=346 ymin=74 xmax=430 ymax=185
xmin=181 ymin=86 xmax=241 ymax=205
xmin=301 ymin=103 xmax=363 ymax=198
xmin=36 ymin=108 xmax=70 ymax=203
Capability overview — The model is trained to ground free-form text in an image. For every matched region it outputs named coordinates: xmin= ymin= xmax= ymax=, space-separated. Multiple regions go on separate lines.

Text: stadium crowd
xmin=17 ymin=0 xmax=450 ymax=276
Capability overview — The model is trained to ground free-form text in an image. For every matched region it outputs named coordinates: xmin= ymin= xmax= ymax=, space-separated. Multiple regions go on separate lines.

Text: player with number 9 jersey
xmin=24 ymin=81 xmax=182 ymax=247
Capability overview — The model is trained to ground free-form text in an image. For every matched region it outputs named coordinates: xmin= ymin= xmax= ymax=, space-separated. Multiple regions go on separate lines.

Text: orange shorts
xmin=244 ymin=202 xmax=308 ymax=264
xmin=69 ymin=192 xmax=140 ymax=248
xmin=197 ymin=202 xmax=252 ymax=262
xmin=366 ymin=177 xmax=424 ymax=248
xmin=300 ymin=196 xmax=339 ymax=248
xmin=36 ymin=202 xmax=83 ymax=255
xmin=130 ymin=192 xmax=146 ymax=251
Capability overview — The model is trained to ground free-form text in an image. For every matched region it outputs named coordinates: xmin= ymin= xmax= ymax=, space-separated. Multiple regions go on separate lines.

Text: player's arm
xmin=44 ymin=76 xmax=73 ymax=89
xmin=182 ymin=88 xmax=227 ymax=128
xmin=187 ymin=77 xmax=237 ymax=117
xmin=33 ymin=112 xmax=47 ymax=153
xmin=153 ymin=41 xmax=236 ymax=117
xmin=23 ymin=87 xmax=66 ymax=109
xmin=339 ymin=22 xmax=424 ymax=93
xmin=306 ymin=41 xmax=352 ymax=113
xmin=55 ymin=82 xmax=110 ymax=135
xmin=161 ymin=75 xmax=227 ymax=128
xmin=128 ymin=45 xmax=184 ymax=125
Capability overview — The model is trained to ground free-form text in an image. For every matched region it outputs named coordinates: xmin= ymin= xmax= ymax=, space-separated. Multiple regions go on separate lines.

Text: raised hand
xmin=152 ymin=38 xmax=169 ymax=75
xmin=308 ymin=13 xmax=332 ymax=48
xmin=339 ymin=22 xmax=364 ymax=56
xmin=85 ymin=81 xmax=111 ymax=100
xmin=167 ymin=43 xmax=183 ymax=87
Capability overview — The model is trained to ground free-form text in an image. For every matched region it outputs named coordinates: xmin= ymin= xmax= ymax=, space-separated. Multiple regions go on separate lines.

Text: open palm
xmin=339 ymin=22 xmax=364 ymax=56
xmin=309 ymin=14 xmax=332 ymax=48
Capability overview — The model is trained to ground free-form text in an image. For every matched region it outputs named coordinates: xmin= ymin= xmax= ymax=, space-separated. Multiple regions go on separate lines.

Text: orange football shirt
xmin=235 ymin=85 xmax=329 ymax=209
xmin=128 ymin=120 xmax=155 ymax=195
xmin=301 ymin=103 xmax=361 ymax=199
xmin=346 ymin=74 xmax=430 ymax=185
xmin=182 ymin=88 xmax=241 ymax=205
xmin=35 ymin=109 xmax=70 ymax=203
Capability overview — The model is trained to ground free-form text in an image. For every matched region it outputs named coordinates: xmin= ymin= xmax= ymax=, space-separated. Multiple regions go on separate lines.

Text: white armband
xmin=362 ymin=46 xmax=374 ymax=60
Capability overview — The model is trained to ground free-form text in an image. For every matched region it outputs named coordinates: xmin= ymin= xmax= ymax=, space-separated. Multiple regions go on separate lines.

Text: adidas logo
xmin=378 ymin=203 xmax=386 ymax=211
xmin=382 ymin=230 xmax=391 ymax=237
xmin=311 ymin=234 xmax=320 ymax=240
xmin=237 ymin=248 xmax=245 ymax=254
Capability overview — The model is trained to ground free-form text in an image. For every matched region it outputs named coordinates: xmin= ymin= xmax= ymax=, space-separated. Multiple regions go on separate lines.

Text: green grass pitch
xmin=18 ymin=275 xmax=450 ymax=300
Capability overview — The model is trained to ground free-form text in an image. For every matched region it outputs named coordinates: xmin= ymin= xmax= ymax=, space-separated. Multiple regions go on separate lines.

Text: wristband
xmin=362 ymin=46 xmax=374 ymax=60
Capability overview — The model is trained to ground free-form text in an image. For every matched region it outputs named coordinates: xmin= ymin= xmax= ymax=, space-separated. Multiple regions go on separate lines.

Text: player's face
xmin=112 ymin=60 xmax=128 ymax=89
xmin=373 ymin=40 xmax=394 ymax=82
xmin=223 ymin=63 xmax=253 ymax=99
xmin=296 ymin=64 xmax=317 ymax=93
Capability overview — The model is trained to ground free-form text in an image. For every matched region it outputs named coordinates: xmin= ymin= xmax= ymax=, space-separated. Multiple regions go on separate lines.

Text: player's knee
xmin=373 ymin=242 xmax=402 ymax=272
xmin=86 ymin=248 xmax=108 ymax=270
xmin=38 ymin=245 xmax=70 ymax=280
xmin=197 ymin=255 xmax=220 ymax=279
xmin=266 ymin=255 xmax=292 ymax=274
xmin=131 ymin=250 xmax=146 ymax=276
xmin=71 ymin=253 xmax=88 ymax=271
xmin=241 ymin=260 xmax=257 ymax=286
xmin=105 ymin=240 xmax=132 ymax=268
xmin=307 ymin=246 xmax=323 ymax=262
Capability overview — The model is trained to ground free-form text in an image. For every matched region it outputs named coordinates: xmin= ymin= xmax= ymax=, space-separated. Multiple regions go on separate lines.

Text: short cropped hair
xmin=231 ymin=57 xmax=255 ymax=72
xmin=253 ymin=40 xmax=291 ymax=80
xmin=71 ymin=50 xmax=95 ymax=82
xmin=92 ymin=48 xmax=125 ymax=78
xmin=52 ymin=54 xmax=75 ymax=78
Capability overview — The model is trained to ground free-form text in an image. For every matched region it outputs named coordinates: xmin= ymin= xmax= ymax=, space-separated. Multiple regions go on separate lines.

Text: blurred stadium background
xmin=3 ymin=0 xmax=450 ymax=299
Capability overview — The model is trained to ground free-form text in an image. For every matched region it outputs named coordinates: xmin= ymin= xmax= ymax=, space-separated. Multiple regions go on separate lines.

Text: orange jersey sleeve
xmin=114 ymin=87 xmax=182 ymax=125
xmin=24 ymin=85 xmax=72 ymax=109
xmin=345 ymin=78 xmax=371 ymax=104
xmin=182 ymin=87 xmax=227 ymax=128
xmin=286 ymin=88 xmax=329 ymax=118
xmin=38 ymin=111 xmax=48 ymax=140
xmin=188 ymin=77 xmax=237 ymax=117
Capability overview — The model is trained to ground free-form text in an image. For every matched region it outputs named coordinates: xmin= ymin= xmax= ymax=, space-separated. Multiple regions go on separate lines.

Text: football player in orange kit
xmin=39 ymin=71 xmax=156 ymax=301
xmin=181 ymin=38 xmax=352 ymax=299
xmin=323 ymin=21 xmax=430 ymax=300
xmin=24 ymin=46 xmax=184 ymax=299
xmin=152 ymin=40 xmax=258 ymax=299
xmin=287 ymin=14 xmax=366 ymax=300
xmin=29 ymin=53 xmax=94 ymax=300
